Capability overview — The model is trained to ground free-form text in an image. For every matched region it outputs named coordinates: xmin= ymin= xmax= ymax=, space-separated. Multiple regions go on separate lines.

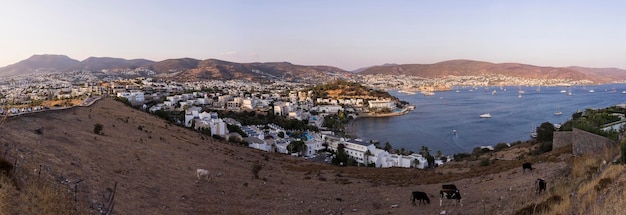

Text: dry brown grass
xmin=0 ymin=175 xmax=81 ymax=215
xmin=1 ymin=97 xmax=625 ymax=214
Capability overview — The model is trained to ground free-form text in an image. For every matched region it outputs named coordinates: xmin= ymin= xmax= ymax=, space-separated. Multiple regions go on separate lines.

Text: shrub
xmin=494 ymin=143 xmax=509 ymax=151
xmin=453 ymin=153 xmax=471 ymax=161
xmin=93 ymin=123 xmax=103 ymax=134
xmin=480 ymin=158 xmax=490 ymax=166
xmin=252 ymin=161 xmax=262 ymax=179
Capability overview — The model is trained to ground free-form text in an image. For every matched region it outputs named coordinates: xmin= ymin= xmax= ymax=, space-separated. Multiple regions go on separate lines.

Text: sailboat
xmin=530 ymin=123 xmax=538 ymax=138
xmin=568 ymin=87 xmax=572 ymax=96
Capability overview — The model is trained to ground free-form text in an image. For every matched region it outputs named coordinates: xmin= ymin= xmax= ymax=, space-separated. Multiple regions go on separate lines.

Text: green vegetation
xmin=93 ymin=123 xmax=103 ymax=134
xmin=114 ymin=96 xmax=132 ymax=106
xmin=560 ymin=107 xmax=623 ymax=141
xmin=307 ymin=80 xmax=408 ymax=107
xmin=287 ymin=140 xmax=305 ymax=155
xmin=252 ymin=161 xmax=262 ymax=179
xmin=226 ymin=124 xmax=248 ymax=137
xmin=216 ymin=110 xmax=319 ymax=132
xmin=322 ymin=110 xmax=352 ymax=134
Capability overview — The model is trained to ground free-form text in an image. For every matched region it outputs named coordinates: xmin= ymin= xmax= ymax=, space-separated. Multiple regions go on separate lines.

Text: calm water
xmin=352 ymin=84 xmax=626 ymax=155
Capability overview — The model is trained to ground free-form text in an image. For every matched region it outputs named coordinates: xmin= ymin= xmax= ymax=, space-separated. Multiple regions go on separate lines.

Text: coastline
xmin=358 ymin=105 xmax=414 ymax=118
xmin=344 ymin=105 xmax=414 ymax=139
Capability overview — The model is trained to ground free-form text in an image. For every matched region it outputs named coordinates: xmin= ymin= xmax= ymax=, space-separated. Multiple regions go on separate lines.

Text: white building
xmin=368 ymin=99 xmax=394 ymax=109
xmin=242 ymin=98 xmax=256 ymax=110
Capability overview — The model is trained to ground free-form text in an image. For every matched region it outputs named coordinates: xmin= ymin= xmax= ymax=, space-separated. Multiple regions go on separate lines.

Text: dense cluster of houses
xmin=119 ymin=79 xmax=442 ymax=169
xmin=2 ymin=75 xmax=442 ymax=168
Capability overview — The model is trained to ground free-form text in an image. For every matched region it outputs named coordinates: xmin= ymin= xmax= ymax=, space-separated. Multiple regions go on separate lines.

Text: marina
xmin=352 ymin=84 xmax=626 ymax=154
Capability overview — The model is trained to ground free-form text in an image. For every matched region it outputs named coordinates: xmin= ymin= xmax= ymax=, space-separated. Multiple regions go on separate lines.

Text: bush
xmin=93 ymin=123 xmax=103 ymax=134
xmin=480 ymin=158 xmax=490 ymax=166
xmin=252 ymin=161 xmax=262 ymax=179
xmin=453 ymin=153 xmax=471 ymax=161
xmin=494 ymin=143 xmax=509 ymax=152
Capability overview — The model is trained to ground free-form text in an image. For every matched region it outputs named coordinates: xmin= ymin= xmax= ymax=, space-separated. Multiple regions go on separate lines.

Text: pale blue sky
xmin=1 ymin=0 xmax=625 ymax=70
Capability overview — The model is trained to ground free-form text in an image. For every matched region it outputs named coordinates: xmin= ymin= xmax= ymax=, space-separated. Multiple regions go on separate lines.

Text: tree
xmin=383 ymin=142 xmax=393 ymax=151
xmin=332 ymin=144 xmax=349 ymax=166
xmin=536 ymin=122 xmax=555 ymax=142
xmin=420 ymin=146 xmax=430 ymax=156
xmin=412 ymin=159 xmax=420 ymax=168
xmin=364 ymin=150 xmax=372 ymax=166
xmin=93 ymin=123 xmax=103 ymax=134
xmin=287 ymin=140 xmax=306 ymax=155
xmin=426 ymin=154 xmax=435 ymax=168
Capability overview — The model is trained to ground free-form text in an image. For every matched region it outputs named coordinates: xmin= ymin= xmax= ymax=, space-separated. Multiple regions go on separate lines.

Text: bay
xmin=351 ymin=83 xmax=626 ymax=155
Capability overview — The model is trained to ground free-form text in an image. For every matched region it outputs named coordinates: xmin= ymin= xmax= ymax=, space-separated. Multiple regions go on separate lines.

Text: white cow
xmin=196 ymin=168 xmax=212 ymax=183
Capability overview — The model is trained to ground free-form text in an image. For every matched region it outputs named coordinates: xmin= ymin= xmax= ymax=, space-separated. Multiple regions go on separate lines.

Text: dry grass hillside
xmin=0 ymin=98 xmax=624 ymax=214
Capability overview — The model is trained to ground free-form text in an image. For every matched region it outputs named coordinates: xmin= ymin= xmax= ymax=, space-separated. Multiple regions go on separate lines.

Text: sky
xmin=1 ymin=0 xmax=626 ymax=71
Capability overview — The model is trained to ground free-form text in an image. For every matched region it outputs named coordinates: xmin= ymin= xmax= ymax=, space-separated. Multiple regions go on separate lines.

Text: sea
xmin=351 ymin=83 xmax=626 ymax=155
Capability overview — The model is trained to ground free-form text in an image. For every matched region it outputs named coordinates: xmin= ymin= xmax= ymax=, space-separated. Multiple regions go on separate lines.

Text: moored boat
xmin=479 ymin=113 xmax=491 ymax=118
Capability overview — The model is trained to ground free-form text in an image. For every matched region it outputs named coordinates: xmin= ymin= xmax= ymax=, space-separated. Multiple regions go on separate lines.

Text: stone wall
xmin=553 ymin=131 xmax=572 ymax=149
xmin=572 ymin=128 xmax=617 ymax=155
xmin=553 ymin=128 xmax=618 ymax=155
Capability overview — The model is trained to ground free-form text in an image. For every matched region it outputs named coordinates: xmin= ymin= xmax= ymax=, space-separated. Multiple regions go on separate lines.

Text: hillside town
xmin=0 ymin=73 xmax=440 ymax=168
xmin=0 ymin=71 xmax=602 ymax=169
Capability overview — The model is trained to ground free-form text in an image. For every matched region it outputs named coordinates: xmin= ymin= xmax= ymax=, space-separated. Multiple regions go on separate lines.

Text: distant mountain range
xmin=358 ymin=59 xmax=626 ymax=83
xmin=0 ymin=54 xmax=348 ymax=83
xmin=1 ymin=55 xmax=625 ymax=83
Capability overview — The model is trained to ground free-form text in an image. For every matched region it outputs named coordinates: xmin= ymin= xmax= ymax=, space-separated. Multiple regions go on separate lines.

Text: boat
xmin=560 ymin=89 xmax=567 ymax=93
xmin=492 ymin=90 xmax=497 ymax=95
xmin=530 ymin=123 xmax=538 ymax=138
xmin=421 ymin=91 xmax=435 ymax=96
xmin=622 ymin=90 xmax=626 ymax=94
xmin=589 ymin=89 xmax=595 ymax=93
xmin=399 ymin=90 xmax=416 ymax=95
xmin=554 ymin=111 xmax=562 ymax=116
xmin=479 ymin=113 xmax=491 ymax=118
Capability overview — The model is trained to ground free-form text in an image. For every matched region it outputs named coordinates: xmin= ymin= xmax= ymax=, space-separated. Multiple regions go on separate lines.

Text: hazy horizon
xmin=2 ymin=1 xmax=626 ymax=70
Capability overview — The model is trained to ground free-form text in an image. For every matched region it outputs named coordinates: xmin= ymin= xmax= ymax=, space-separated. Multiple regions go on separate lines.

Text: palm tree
xmin=364 ymin=150 xmax=372 ymax=167
xmin=420 ymin=146 xmax=430 ymax=156
xmin=412 ymin=159 xmax=420 ymax=168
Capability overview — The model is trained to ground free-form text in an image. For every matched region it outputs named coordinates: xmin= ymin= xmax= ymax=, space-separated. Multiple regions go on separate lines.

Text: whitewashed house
xmin=245 ymin=137 xmax=272 ymax=152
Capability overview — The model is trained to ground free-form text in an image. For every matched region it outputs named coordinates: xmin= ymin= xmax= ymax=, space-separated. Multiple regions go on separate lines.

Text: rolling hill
xmin=0 ymin=54 xmax=80 ymax=77
xmin=2 ymin=55 xmax=625 ymax=83
xmin=0 ymin=98 xmax=624 ymax=214
xmin=0 ymin=55 xmax=348 ymax=82
xmin=358 ymin=60 xmax=626 ymax=83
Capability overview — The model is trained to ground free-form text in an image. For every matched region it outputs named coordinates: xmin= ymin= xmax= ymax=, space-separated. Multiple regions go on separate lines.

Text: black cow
xmin=440 ymin=184 xmax=463 ymax=206
xmin=411 ymin=191 xmax=430 ymax=205
xmin=522 ymin=162 xmax=533 ymax=174
xmin=536 ymin=178 xmax=547 ymax=194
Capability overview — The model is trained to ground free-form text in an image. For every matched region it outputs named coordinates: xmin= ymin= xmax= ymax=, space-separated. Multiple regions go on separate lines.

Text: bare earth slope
xmin=1 ymin=98 xmax=571 ymax=214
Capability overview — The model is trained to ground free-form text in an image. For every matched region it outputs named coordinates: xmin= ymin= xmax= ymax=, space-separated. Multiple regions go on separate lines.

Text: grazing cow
xmin=440 ymin=184 xmax=463 ymax=206
xmin=522 ymin=162 xmax=533 ymax=174
xmin=411 ymin=191 xmax=430 ymax=205
xmin=196 ymin=169 xmax=212 ymax=182
xmin=535 ymin=178 xmax=546 ymax=194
